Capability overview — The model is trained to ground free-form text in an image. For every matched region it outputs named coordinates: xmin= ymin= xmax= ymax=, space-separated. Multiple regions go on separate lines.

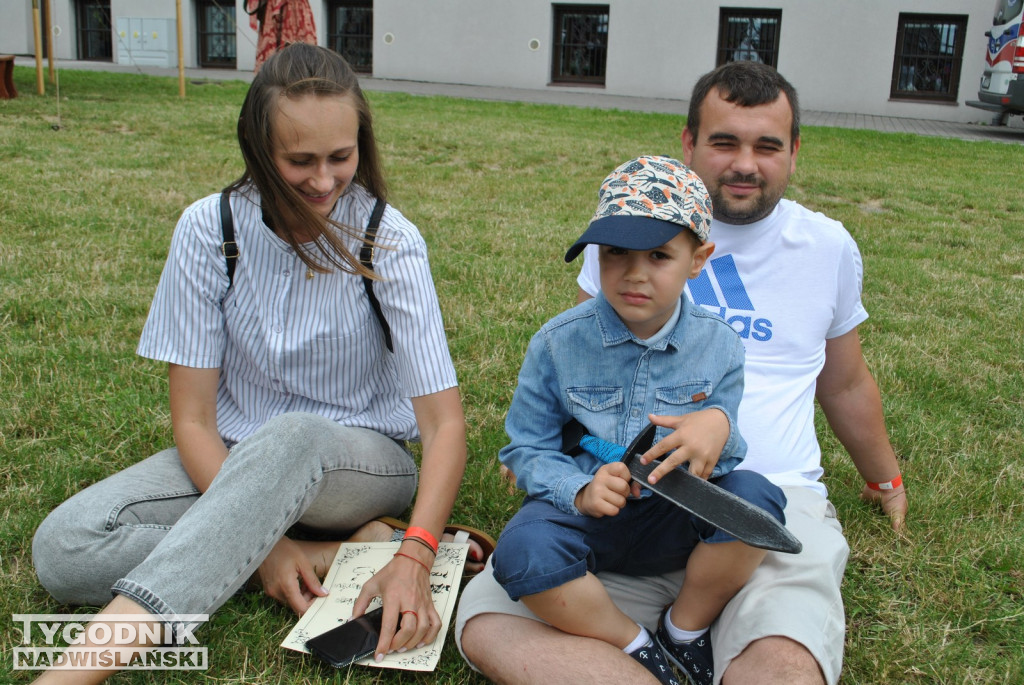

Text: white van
xmin=968 ymin=0 xmax=1024 ymax=124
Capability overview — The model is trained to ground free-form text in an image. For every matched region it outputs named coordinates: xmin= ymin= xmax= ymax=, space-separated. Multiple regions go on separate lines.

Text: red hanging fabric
xmin=246 ymin=0 xmax=317 ymax=72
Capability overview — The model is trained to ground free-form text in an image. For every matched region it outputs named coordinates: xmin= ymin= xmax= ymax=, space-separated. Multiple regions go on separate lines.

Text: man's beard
xmin=710 ymin=173 xmax=787 ymax=225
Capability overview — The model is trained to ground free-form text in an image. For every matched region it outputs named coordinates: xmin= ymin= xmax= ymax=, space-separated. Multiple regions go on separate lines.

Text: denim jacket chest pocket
xmin=654 ymin=382 xmax=714 ymax=417
xmin=566 ymin=386 xmax=623 ymax=439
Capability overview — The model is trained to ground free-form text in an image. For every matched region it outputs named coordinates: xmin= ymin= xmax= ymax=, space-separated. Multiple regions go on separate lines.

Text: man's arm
xmin=816 ymin=328 xmax=907 ymax=530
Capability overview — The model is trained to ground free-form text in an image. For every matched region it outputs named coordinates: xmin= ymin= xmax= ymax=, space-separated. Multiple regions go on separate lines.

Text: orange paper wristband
xmin=866 ymin=474 xmax=903 ymax=491
xmin=404 ymin=526 xmax=439 ymax=553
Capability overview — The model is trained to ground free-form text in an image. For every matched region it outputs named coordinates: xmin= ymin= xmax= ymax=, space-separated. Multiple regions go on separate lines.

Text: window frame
xmin=77 ymin=0 xmax=112 ymax=62
xmin=551 ymin=4 xmax=610 ymax=86
xmin=196 ymin=0 xmax=237 ymax=69
xmin=716 ymin=7 xmax=782 ymax=68
xmin=326 ymin=0 xmax=374 ymax=74
xmin=890 ymin=13 xmax=967 ymax=103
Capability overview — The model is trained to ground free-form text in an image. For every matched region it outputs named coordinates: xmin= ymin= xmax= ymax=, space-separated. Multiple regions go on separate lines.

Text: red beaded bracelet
xmin=404 ymin=526 xmax=439 ymax=553
xmin=866 ymin=474 xmax=903 ymax=491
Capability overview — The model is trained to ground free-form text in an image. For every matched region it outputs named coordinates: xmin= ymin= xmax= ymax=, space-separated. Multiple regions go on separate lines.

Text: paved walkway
xmin=16 ymin=57 xmax=1024 ymax=145
xmin=361 ymin=77 xmax=1024 ymax=145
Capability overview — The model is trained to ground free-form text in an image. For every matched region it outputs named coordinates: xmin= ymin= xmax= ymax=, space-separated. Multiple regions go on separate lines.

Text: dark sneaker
xmin=654 ymin=608 xmax=714 ymax=685
xmin=627 ymin=639 xmax=681 ymax=685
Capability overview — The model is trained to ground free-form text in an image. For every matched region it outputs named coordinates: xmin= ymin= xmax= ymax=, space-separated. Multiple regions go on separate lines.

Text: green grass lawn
xmin=2 ymin=67 xmax=1022 ymax=684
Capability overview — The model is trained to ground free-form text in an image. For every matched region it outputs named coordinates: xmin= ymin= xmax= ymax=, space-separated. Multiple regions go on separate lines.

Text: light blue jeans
xmin=32 ymin=412 xmax=417 ymax=628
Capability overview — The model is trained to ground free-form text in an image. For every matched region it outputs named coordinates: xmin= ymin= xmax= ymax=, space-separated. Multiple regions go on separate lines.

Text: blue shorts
xmin=492 ymin=469 xmax=785 ymax=601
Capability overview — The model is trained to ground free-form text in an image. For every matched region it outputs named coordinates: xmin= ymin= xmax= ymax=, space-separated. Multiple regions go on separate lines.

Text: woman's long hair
xmin=230 ymin=43 xmax=387 ymax=277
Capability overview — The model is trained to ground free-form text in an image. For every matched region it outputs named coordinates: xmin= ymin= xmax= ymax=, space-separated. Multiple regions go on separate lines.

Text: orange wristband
xmin=866 ymin=474 xmax=903 ymax=491
xmin=403 ymin=536 xmax=437 ymax=555
xmin=404 ymin=526 xmax=439 ymax=553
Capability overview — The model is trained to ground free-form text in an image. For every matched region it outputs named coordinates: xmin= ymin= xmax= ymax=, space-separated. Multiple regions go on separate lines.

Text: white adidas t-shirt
xmin=578 ymin=199 xmax=867 ymax=496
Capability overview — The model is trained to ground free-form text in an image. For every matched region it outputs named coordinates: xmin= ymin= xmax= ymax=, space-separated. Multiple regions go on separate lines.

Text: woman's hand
xmin=640 ymin=410 xmax=729 ymax=482
xmin=345 ymin=387 xmax=462 ymax=659
xmin=347 ymin=386 xmax=462 ymax=658
xmin=254 ymin=538 xmax=328 ymax=615
xmin=350 ymin=543 xmax=440 ymax=661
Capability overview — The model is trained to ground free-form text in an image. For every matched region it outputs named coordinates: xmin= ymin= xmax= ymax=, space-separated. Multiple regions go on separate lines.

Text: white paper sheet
xmin=281 ymin=541 xmax=467 ymax=671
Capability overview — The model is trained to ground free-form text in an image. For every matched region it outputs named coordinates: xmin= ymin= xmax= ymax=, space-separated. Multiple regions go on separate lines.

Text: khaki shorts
xmin=455 ymin=486 xmax=849 ymax=685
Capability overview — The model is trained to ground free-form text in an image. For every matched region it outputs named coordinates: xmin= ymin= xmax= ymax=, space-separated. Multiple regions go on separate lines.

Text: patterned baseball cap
xmin=564 ymin=155 xmax=713 ymax=262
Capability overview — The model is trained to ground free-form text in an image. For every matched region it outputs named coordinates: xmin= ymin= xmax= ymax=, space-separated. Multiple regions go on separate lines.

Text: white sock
xmin=623 ymin=625 xmax=651 ymax=653
xmin=664 ymin=606 xmax=709 ymax=644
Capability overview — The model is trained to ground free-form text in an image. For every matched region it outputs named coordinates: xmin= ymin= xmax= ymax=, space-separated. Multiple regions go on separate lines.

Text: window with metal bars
xmin=551 ymin=4 xmax=609 ymax=85
xmin=716 ymin=8 xmax=781 ymax=68
xmin=327 ymin=0 xmax=373 ymax=74
xmin=890 ymin=14 xmax=966 ymax=102
xmin=77 ymin=0 xmax=112 ymax=61
xmin=197 ymin=0 xmax=237 ymax=68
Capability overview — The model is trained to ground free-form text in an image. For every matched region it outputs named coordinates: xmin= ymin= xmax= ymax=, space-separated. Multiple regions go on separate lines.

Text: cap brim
xmin=564 ymin=215 xmax=685 ymax=263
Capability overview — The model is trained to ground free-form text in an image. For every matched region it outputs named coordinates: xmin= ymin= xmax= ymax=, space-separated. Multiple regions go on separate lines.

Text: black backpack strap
xmin=360 ymin=198 xmax=393 ymax=353
xmin=219 ymin=189 xmax=239 ymax=289
xmin=219 ymin=192 xmax=391 ymax=351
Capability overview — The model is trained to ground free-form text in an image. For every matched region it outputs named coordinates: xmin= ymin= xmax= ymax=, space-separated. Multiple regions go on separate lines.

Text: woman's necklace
xmin=306 ymin=267 xmax=314 ymax=280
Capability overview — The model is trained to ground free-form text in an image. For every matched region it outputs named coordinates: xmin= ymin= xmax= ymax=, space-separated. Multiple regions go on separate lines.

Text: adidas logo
xmin=687 ymin=255 xmax=773 ymax=342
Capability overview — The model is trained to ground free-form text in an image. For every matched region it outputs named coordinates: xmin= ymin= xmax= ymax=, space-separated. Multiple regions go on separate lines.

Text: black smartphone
xmin=306 ymin=606 xmax=385 ymax=668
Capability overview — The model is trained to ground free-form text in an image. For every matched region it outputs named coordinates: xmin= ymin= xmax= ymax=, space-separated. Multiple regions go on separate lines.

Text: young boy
xmin=490 ymin=156 xmax=787 ymax=685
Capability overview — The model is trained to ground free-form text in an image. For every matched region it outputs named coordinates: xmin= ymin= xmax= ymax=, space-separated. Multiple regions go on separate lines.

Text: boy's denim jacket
xmin=500 ymin=293 xmax=747 ymax=515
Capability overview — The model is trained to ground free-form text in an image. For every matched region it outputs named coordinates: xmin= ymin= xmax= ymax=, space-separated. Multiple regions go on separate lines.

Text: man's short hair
xmin=687 ymin=61 xmax=800 ymax=146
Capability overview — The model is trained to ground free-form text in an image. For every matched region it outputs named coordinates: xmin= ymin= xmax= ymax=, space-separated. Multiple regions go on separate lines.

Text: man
xmin=455 ymin=61 xmax=907 ymax=685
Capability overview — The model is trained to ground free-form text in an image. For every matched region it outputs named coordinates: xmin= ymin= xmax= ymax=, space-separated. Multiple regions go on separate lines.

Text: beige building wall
xmin=372 ymin=0 xmax=993 ymax=122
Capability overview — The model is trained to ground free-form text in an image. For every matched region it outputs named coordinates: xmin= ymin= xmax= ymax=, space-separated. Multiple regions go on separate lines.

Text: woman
xmin=31 ymin=43 xmax=485 ymax=681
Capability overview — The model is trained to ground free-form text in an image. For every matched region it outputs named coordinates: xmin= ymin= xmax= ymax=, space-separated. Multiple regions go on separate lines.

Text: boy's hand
xmin=575 ymin=462 xmax=636 ymax=517
xmin=499 ymin=463 xmax=519 ymax=495
xmin=640 ymin=410 xmax=729 ymax=482
xmin=860 ymin=482 xmax=908 ymax=532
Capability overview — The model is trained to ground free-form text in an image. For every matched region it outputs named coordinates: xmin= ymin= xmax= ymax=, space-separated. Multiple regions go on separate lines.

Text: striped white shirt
xmin=137 ymin=184 xmax=458 ymax=444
